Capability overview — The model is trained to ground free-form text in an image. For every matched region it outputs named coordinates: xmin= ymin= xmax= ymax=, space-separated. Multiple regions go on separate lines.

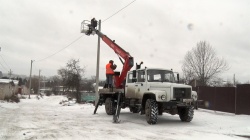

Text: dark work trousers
xmin=106 ymin=74 xmax=113 ymax=88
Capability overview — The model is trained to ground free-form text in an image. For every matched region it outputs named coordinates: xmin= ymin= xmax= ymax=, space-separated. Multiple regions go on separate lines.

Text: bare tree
xmin=58 ymin=59 xmax=85 ymax=102
xmin=81 ymin=76 xmax=96 ymax=92
xmin=81 ymin=79 xmax=94 ymax=92
xmin=182 ymin=41 xmax=229 ymax=86
xmin=58 ymin=68 xmax=68 ymax=93
xmin=26 ymin=76 xmax=39 ymax=94
xmin=48 ymin=76 xmax=62 ymax=95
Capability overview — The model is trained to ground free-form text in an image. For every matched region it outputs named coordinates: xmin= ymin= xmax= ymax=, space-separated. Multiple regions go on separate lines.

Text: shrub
xmin=4 ymin=95 xmax=20 ymax=103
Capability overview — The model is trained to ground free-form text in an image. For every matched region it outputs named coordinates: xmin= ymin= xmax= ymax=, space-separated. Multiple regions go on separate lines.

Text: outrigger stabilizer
xmin=93 ymin=92 xmax=122 ymax=123
xmin=113 ymin=92 xmax=122 ymax=123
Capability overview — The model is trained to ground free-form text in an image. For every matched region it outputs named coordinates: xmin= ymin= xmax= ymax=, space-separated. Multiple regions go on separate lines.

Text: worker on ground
xmin=105 ymin=60 xmax=116 ymax=88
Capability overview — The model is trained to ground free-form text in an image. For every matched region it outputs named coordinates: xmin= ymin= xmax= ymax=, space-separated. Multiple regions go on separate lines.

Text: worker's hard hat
xmin=109 ymin=60 xmax=113 ymax=63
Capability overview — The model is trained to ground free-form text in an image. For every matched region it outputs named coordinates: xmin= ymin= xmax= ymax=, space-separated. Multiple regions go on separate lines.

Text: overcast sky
xmin=0 ymin=0 xmax=250 ymax=83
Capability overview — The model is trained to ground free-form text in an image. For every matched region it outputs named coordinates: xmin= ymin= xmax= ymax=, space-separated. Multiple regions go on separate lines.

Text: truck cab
xmin=126 ymin=68 xmax=196 ymax=101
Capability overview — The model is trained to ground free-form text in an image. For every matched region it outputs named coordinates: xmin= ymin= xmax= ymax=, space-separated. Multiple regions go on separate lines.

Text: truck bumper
xmin=159 ymin=100 xmax=196 ymax=109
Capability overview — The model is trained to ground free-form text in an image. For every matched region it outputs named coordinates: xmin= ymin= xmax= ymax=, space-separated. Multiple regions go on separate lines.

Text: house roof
xmin=0 ymin=79 xmax=19 ymax=85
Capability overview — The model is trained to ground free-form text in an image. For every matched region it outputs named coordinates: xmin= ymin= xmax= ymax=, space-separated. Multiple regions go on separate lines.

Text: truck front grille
xmin=173 ymin=88 xmax=191 ymax=99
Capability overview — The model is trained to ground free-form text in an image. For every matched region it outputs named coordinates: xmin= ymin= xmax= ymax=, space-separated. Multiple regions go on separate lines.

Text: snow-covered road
xmin=0 ymin=96 xmax=249 ymax=140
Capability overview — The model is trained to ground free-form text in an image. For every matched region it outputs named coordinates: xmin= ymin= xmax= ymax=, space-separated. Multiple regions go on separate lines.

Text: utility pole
xmin=234 ymin=73 xmax=237 ymax=114
xmin=43 ymin=76 xmax=46 ymax=92
xmin=38 ymin=69 xmax=41 ymax=95
xmin=29 ymin=60 xmax=34 ymax=99
xmin=8 ymin=69 xmax=12 ymax=79
xmin=95 ymin=20 xmax=101 ymax=106
xmin=233 ymin=74 xmax=236 ymax=86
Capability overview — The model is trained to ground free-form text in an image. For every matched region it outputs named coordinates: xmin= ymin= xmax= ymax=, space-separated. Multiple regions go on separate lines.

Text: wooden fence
xmin=193 ymin=84 xmax=250 ymax=115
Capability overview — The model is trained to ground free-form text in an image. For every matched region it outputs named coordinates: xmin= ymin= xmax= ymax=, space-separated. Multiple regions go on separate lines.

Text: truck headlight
xmin=192 ymin=95 xmax=197 ymax=100
xmin=161 ymin=95 xmax=166 ymax=100
xmin=191 ymin=91 xmax=198 ymax=101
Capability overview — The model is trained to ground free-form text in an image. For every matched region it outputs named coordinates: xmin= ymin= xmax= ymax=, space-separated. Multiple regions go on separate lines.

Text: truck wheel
xmin=145 ymin=99 xmax=158 ymax=124
xmin=178 ymin=106 xmax=194 ymax=122
xmin=105 ymin=98 xmax=114 ymax=115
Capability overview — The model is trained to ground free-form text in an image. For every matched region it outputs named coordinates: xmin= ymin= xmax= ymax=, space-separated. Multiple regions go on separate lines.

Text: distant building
xmin=52 ymin=86 xmax=65 ymax=95
xmin=0 ymin=79 xmax=29 ymax=100
xmin=0 ymin=79 xmax=15 ymax=100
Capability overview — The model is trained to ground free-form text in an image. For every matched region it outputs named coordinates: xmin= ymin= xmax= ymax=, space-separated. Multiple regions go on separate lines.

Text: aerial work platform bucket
xmin=81 ymin=19 xmax=97 ymax=35
xmin=80 ymin=20 xmax=90 ymax=34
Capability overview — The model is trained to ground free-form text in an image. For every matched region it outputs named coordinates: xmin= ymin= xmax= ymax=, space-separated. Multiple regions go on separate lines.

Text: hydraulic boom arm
xmin=81 ymin=18 xmax=134 ymax=88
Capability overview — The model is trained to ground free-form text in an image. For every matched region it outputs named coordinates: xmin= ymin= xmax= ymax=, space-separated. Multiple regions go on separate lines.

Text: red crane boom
xmin=83 ymin=18 xmax=134 ymax=88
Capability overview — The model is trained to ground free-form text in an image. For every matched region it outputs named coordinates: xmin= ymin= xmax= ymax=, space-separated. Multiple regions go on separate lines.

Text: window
xmin=165 ymin=73 xmax=174 ymax=82
xmin=147 ymin=69 xmax=174 ymax=82
xmin=127 ymin=73 xmax=133 ymax=83
xmin=137 ymin=70 xmax=145 ymax=82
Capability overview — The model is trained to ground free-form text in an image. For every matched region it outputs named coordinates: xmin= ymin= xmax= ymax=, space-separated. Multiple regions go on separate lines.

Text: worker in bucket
xmin=105 ymin=60 xmax=117 ymax=88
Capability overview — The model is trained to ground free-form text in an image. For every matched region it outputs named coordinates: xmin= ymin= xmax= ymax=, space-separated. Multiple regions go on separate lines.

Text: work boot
xmin=104 ymin=84 xmax=108 ymax=88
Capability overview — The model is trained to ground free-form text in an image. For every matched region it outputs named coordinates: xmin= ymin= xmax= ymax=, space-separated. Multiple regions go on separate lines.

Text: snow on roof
xmin=0 ymin=79 xmax=19 ymax=85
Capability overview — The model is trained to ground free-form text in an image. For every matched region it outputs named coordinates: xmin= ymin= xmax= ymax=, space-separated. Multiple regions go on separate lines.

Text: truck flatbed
xmin=99 ymin=88 xmax=124 ymax=94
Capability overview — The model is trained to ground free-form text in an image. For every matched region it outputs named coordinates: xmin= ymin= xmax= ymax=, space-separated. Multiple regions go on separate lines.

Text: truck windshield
xmin=147 ymin=69 xmax=175 ymax=82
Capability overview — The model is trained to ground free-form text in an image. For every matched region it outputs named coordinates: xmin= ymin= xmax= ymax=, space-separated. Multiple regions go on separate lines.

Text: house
xmin=52 ymin=86 xmax=65 ymax=95
xmin=0 ymin=79 xmax=16 ymax=100
xmin=15 ymin=83 xmax=29 ymax=95
xmin=0 ymin=79 xmax=29 ymax=100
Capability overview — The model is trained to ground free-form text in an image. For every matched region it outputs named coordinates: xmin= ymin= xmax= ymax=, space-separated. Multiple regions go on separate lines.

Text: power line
xmin=0 ymin=54 xmax=11 ymax=70
xmin=0 ymin=61 xmax=8 ymax=72
xmin=102 ymin=0 xmax=136 ymax=23
xmin=35 ymin=35 xmax=84 ymax=62
xmin=35 ymin=0 xmax=136 ymax=62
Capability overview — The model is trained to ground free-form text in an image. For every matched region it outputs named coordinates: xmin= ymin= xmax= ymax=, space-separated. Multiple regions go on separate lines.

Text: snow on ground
xmin=0 ymin=95 xmax=250 ymax=140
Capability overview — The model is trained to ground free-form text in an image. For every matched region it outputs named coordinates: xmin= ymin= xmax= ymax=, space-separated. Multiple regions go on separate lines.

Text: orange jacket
xmin=106 ymin=63 xmax=114 ymax=74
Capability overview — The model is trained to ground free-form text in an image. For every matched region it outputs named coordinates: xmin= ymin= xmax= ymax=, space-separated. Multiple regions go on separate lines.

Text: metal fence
xmin=194 ymin=84 xmax=250 ymax=115
xmin=81 ymin=92 xmax=95 ymax=103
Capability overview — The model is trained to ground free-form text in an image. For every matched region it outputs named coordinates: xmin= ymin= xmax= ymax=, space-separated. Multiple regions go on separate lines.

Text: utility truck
xmin=81 ymin=18 xmax=198 ymax=124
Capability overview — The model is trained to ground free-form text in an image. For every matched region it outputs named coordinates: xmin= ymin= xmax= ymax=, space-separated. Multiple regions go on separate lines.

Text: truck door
xmin=136 ymin=70 xmax=147 ymax=99
xmin=125 ymin=72 xmax=136 ymax=98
